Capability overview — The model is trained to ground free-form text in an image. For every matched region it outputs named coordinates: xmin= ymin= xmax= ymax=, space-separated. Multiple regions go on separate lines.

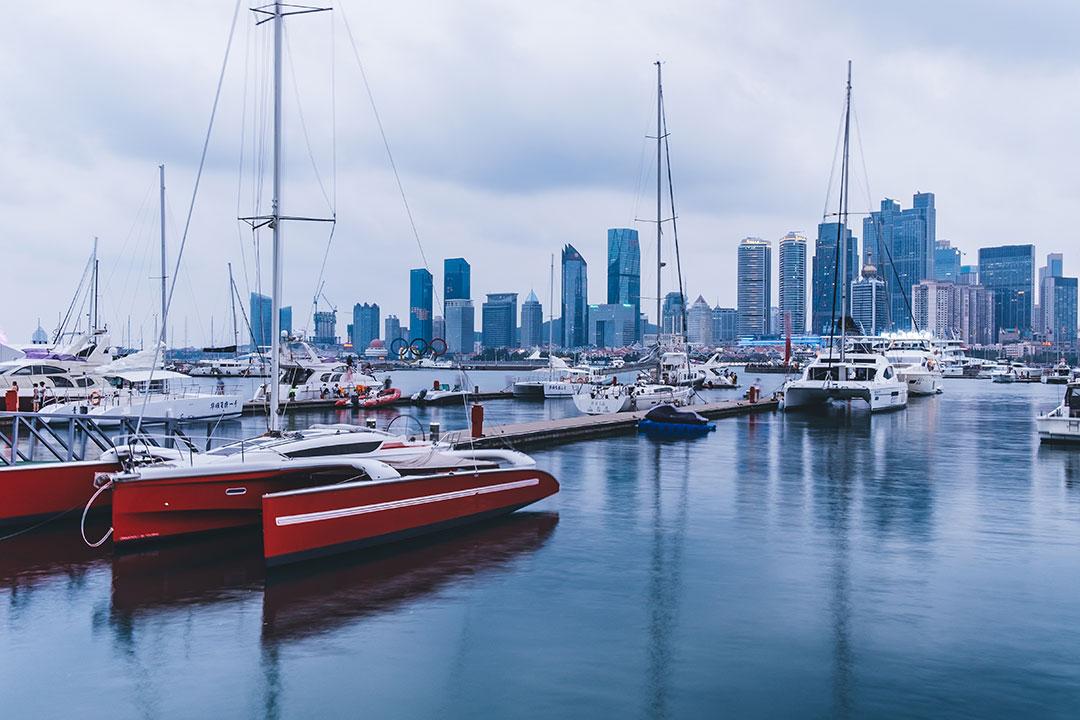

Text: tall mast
xmin=228 ymin=262 xmax=239 ymax=351
xmin=269 ymin=1 xmax=284 ymax=431
xmin=159 ymin=164 xmax=167 ymax=347
xmin=91 ymin=236 xmax=100 ymax=333
xmin=655 ymin=61 xmax=663 ymax=344
xmin=548 ymin=254 xmax=554 ymax=371
xmin=839 ymin=61 xmax=852 ymax=363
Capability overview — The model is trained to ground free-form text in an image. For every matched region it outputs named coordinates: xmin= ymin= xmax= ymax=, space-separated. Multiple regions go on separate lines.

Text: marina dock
xmin=241 ymin=390 xmax=515 ymax=415
xmin=444 ymin=397 xmax=778 ymax=449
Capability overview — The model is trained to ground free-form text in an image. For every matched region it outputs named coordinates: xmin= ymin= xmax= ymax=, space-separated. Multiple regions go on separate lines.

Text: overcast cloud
xmin=1 ymin=0 xmax=1078 ymax=344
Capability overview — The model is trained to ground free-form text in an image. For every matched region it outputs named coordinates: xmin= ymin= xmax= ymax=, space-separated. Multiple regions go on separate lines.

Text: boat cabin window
xmin=11 ymin=366 xmax=33 ymax=376
xmin=38 ymin=365 xmax=66 ymax=375
xmin=75 ymin=377 xmax=95 ymax=387
xmin=51 ymin=377 xmax=75 ymax=388
xmin=285 ymin=441 xmax=383 ymax=458
xmin=75 ymin=343 xmax=97 ymax=359
xmin=809 ymin=368 xmax=835 ymax=381
xmin=883 ymin=367 xmax=894 ymax=380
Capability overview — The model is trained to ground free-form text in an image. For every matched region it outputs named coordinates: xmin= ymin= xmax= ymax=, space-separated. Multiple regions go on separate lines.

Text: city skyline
xmin=5 ymin=3 xmax=1080 ymax=344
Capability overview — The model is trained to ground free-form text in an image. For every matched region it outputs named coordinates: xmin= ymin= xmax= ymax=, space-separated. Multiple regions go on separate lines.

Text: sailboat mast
xmin=91 ymin=236 xmax=99 ymax=333
xmin=269 ymin=1 xmax=284 ymax=431
xmin=548 ymin=254 xmax=554 ymax=371
xmin=159 ymin=164 xmax=167 ymax=347
xmin=228 ymin=262 xmax=238 ymax=351
xmin=655 ymin=61 xmax=663 ymax=344
xmin=839 ymin=61 xmax=852 ymax=363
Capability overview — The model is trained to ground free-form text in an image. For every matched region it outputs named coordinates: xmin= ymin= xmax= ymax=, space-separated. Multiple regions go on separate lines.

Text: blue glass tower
xmin=443 ymin=258 xmax=470 ymax=301
xmin=409 ymin=268 xmax=433 ymax=342
xmin=810 ymin=223 xmax=858 ymax=334
xmin=737 ymin=237 xmax=772 ymax=338
xmin=561 ymin=244 xmax=588 ymax=348
xmin=863 ymin=193 xmax=936 ymax=330
xmin=606 ymin=229 xmax=641 ymax=341
xmin=250 ymin=292 xmax=272 ymax=347
xmin=934 ymin=240 xmax=962 ymax=283
xmin=978 ymin=244 xmax=1034 ymax=338
xmin=350 ymin=303 xmax=380 ymax=351
xmin=481 ymin=293 xmax=518 ymax=348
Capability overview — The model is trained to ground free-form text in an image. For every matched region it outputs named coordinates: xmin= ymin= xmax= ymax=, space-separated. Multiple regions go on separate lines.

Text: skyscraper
xmin=409 ymin=268 xmax=433 ymax=342
xmin=850 ymin=267 xmax=889 ymax=335
xmin=911 ymin=280 xmax=958 ymax=338
xmin=687 ymin=296 xmax=713 ymax=345
xmin=712 ymin=307 xmax=738 ymax=343
xmin=778 ymin=231 xmax=807 ymax=334
xmin=312 ymin=310 xmax=337 ymax=345
xmin=607 ymin=228 xmax=641 ymax=342
xmin=444 ymin=258 xmax=471 ymax=301
xmin=279 ymin=306 xmax=292 ymax=337
xmin=350 ymin=303 xmax=380 ymax=352
xmin=959 ymin=265 xmax=979 ymax=286
xmin=482 ymin=293 xmax=518 ymax=349
xmin=520 ymin=291 xmax=543 ymax=347
xmin=661 ymin=292 xmax=686 ymax=335
xmin=384 ymin=315 xmax=403 ymax=347
xmin=250 ymin=292 xmax=272 ymax=347
xmin=561 ymin=244 xmax=588 ymax=348
xmin=737 ymin=237 xmax=772 ymax=338
xmin=444 ymin=299 xmax=475 ymax=355
xmin=935 ymin=239 xmax=962 ymax=283
xmin=978 ymin=245 xmax=1035 ymax=339
xmin=589 ymin=304 xmax=637 ymax=348
xmin=1038 ymin=252 xmax=1064 ymax=334
xmin=1043 ymin=275 xmax=1078 ymax=349
xmin=811 ymin=223 xmax=858 ymax=334
xmin=863 ymin=193 xmax=936 ymax=330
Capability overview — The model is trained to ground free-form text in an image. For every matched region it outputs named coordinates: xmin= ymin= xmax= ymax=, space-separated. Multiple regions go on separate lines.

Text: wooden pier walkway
xmin=444 ymin=397 xmax=778 ymax=449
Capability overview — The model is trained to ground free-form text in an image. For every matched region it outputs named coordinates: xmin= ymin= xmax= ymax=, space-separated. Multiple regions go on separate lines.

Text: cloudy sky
xmin=1 ymin=0 xmax=1077 ymax=345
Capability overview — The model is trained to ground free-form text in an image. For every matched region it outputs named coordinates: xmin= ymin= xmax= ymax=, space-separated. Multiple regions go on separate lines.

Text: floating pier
xmin=444 ymin=397 xmax=778 ymax=449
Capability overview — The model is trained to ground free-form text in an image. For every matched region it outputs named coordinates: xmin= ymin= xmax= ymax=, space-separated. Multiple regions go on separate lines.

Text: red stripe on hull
xmin=0 ymin=461 xmax=119 ymax=526
xmin=111 ymin=468 xmax=348 ymax=544
xmin=261 ymin=469 xmax=559 ymax=565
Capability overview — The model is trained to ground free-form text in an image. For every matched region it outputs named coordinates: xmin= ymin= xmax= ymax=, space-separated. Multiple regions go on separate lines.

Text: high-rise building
xmin=737 ymin=237 xmax=772 ymax=338
xmin=607 ymin=228 xmax=641 ymax=342
xmin=444 ymin=258 xmax=471 ymax=301
xmin=712 ymin=307 xmax=738 ymax=343
xmin=1043 ymin=275 xmax=1078 ymax=349
xmin=863 ymin=193 xmax=936 ymax=330
xmin=409 ymin=268 xmax=433 ymax=342
xmin=959 ymin=265 xmax=979 ymax=286
xmin=279 ymin=306 xmax=292 ymax=337
xmin=661 ymin=292 xmax=686 ymax=335
xmin=957 ymin=284 xmax=995 ymax=346
xmin=687 ymin=296 xmax=713 ymax=345
xmin=850 ymin=267 xmax=889 ymax=336
xmin=350 ymin=303 xmax=380 ymax=352
xmin=561 ymin=244 xmax=588 ymax=348
xmin=588 ymin=304 xmax=637 ymax=348
xmin=935 ymin=240 xmax=962 ymax=283
xmin=811 ymin=223 xmax=858 ymax=334
xmin=250 ymin=292 xmax=272 ymax=347
xmin=312 ymin=310 xmax=337 ymax=345
xmin=433 ymin=316 xmax=445 ymax=343
xmin=912 ymin=280 xmax=958 ymax=339
xmin=444 ymin=300 xmax=475 ymax=355
xmin=520 ymin=291 xmax=544 ymax=347
xmin=481 ymin=293 xmax=518 ymax=349
xmin=1038 ymin=252 xmax=1065 ymax=334
xmin=384 ymin=315 xmax=403 ymax=347
xmin=778 ymin=231 xmax=807 ymax=335
xmin=978 ymin=245 xmax=1035 ymax=339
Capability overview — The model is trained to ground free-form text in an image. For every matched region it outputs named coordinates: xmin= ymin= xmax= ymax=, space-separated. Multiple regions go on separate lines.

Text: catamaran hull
xmin=110 ymin=466 xmax=360 ymax=545
xmin=0 ymin=460 xmax=118 ymax=526
xmin=261 ymin=468 xmax=559 ymax=566
xmin=783 ymin=383 xmax=908 ymax=412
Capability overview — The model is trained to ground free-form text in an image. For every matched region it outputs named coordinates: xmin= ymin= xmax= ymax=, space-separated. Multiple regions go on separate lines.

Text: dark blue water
xmin=3 ymin=379 xmax=1080 ymax=718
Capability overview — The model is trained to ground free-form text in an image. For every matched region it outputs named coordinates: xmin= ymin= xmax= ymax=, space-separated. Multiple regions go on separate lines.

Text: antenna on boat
xmin=242 ymin=2 xmax=333 ymax=433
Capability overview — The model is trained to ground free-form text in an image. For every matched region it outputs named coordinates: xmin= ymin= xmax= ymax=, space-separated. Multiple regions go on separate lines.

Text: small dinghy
xmin=637 ymin=403 xmax=715 ymax=435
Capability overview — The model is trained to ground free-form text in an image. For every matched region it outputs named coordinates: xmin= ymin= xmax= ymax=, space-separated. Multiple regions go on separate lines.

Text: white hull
xmin=39 ymin=393 xmax=243 ymax=426
xmin=783 ymin=380 xmax=908 ymax=412
xmin=512 ymin=381 xmax=546 ymax=399
xmin=572 ymin=384 xmax=692 ymax=415
xmin=897 ymin=368 xmax=942 ymax=396
xmin=1037 ymin=409 xmax=1080 ymax=443
xmin=543 ymin=381 xmax=581 ymax=398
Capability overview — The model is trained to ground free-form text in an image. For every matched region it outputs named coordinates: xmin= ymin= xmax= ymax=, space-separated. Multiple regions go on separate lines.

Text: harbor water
xmin=3 ymin=377 xmax=1080 ymax=718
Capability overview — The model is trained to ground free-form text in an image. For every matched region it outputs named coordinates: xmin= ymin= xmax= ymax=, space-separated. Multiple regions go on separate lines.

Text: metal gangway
xmin=0 ymin=411 xmax=231 ymax=466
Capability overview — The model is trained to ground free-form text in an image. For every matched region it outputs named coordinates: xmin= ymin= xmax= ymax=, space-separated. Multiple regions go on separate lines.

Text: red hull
xmin=111 ymin=467 xmax=354 ymax=545
xmin=262 ymin=468 xmax=559 ymax=566
xmin=360 ymin=389 xmax=401 ymax=408
xmin=0 ymin=460 xmax=118 ymax=526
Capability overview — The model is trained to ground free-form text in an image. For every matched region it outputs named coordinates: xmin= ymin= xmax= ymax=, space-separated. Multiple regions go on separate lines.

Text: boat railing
xmin=0 ymin=411 xmax=234 ymax=466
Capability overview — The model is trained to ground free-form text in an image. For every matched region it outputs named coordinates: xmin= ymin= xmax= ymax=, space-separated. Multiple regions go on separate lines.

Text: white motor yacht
xmin=543 ymin=366 xmax=602 ymax=397
xmin=651 ymin=351 xmax=705 ymax=388
xmin=572 ymin=381 xmax=692 ymax=415
xmin=189 ymin=353 xmax=269 ymax=377
xmin=1043 ymin=360 xmax=1072 ymax=385
xmin=512 ymin=356 xmax=572 ymax=399
xmin=692 ymin=352 xmax=739 ymax=389
xmin=253 ymin=337 xmax=377 ymax=404
xmin=0 ymin=330 xmax=117 ymax=404
xmin=883 ymin=335 xmax=942 ymax=396
xmin=1036 ymin=382 xmax=1080 ymax=443
xmin=782 ymin=347 xmax=908 ymax=412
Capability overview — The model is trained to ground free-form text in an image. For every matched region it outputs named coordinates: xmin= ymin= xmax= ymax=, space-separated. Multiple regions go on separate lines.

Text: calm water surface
xmin=3 ymin=378 xmax=1080 ymax=719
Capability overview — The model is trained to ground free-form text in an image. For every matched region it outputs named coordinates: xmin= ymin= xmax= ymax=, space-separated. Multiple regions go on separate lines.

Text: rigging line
xmin=283 ymin=22 xmax=333 ymax=211
xmin=100 ymin=177 xmax=156 ymax=293
xmin=630 ymin=84 xmax=658 ymax=226
xmin=661 ymin=93 xmax=688 ymax=347
xmin=852 ymin=106 xmax=918 ymax=332
xmin=54 ymin=249 xmax=95 ymax=343
xmin=110 ymin=184 xmax=157 ymax=318
xmin=340 ymin=5 xmax=440 ymax=308
xmin=330 ymin=5 xmax=337 ymax=212
xmin=134 ymin=0 xmax=241 ymax=437
xmin=827 ymin=87 xmax=850 ymax=360
xmin=235 ymin=13 xmax=255 ymax=306
xmin=822 ymin=94 xmax=847 ymax=222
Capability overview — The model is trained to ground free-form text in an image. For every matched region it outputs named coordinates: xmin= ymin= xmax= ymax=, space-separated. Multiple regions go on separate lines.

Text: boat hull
xmin=1037 ymin=413 xmax=1080 ymax=443
xmin=511 ymin=382 xmax=546 ymax=399
xmin=262 ymin=468 xmax=559 ymax=566
xmin=898 ymin=369 xmax=942 ymax=396
xmin=0 ymin=460 xmax=118 ymax=526
xmin=110 ymin=466 xmax=361 ymax=545
xmin=783 ymin=382 xmax=907 ymax=412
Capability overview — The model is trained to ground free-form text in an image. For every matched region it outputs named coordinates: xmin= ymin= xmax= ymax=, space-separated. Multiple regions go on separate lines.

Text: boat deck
xmin=444 ymin=397 xmax=778 ymax=449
